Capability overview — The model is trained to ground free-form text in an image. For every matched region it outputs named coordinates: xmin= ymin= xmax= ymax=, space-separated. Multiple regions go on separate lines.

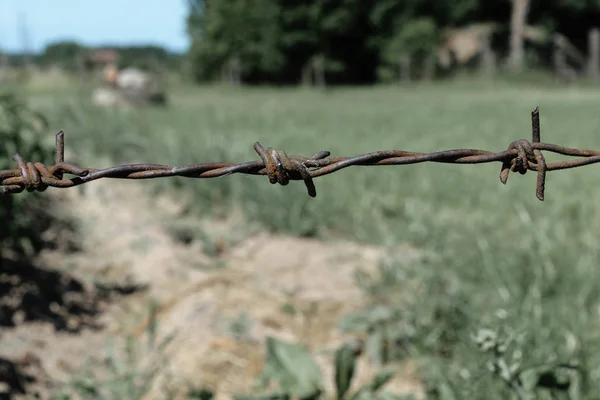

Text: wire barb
xmin=252 ymin=142 xmax=329 ymax=197
xmin=2 ymin=107 xmax=600 ymax=201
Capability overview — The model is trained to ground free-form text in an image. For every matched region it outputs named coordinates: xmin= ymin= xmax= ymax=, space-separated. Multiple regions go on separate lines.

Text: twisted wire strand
xmin=2 ymin=107 xmax=600 ymax=201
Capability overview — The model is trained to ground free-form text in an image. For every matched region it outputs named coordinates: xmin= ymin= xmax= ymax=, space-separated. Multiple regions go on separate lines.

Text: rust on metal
xmin=1 ymin=107 xmax=599 ymax=200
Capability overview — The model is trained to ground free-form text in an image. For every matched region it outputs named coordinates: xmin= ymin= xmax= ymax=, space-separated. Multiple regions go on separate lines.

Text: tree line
xmin=185 ymin=0 xmax=600 ymax=85
xmin=4 ymin=41 xmax=182 ymax=72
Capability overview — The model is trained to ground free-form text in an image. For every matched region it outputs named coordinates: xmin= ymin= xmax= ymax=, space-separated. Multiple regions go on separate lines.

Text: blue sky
xmin=0 ymin=0 xmax=190 ymax=53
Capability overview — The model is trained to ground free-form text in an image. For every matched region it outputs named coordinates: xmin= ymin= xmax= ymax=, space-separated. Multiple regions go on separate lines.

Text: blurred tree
xmin=185 ymin=0 xmax=600 ymax=84
xmin=377 ymin=17 xmax=439 ymax=82
xmin=315 ymin=0 xmax=378 ymax=84
xmin=187 ymin=0 xmax=377 ymax=84
xmin=508 ymin=0 xmax=531 ymax=72
xmin=115 ymin=45 xmax=181 ymax=71
xmin=37 ymin=41 xmax=181 ymax=72
xmin=38 ymin=41 xmax=85 ymax=71
xmin=528 ymin=0 xmax=600 ymax=51
xmin=187 ymin=0 xmax=283 ymax=82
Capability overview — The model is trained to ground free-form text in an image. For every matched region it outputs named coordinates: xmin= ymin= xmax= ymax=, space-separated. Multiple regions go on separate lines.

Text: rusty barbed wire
xmin=2 ymin=107 xmax=600 ymax=201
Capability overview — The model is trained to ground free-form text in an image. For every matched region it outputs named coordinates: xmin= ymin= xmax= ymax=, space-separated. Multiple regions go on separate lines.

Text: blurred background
xmin=2 ymin=0 xmax=600 ymax=399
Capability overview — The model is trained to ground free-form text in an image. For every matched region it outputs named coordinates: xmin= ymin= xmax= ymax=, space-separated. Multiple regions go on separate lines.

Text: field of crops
xmin=6 ymin=77 xmax=600 ymax=398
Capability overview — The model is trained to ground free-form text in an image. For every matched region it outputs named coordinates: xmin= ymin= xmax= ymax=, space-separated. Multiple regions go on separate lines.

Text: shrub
xmin=0 ymin=92 xmax=61 ymax=259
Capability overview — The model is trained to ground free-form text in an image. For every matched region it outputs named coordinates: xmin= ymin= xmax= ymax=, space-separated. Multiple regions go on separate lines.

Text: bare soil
xmin=0 ymin=180 xmax=424 ymax=399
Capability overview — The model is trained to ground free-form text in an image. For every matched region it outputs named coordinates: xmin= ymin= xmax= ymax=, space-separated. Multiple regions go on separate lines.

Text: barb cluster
xmin=2 ymin=107 xmax=600 ymax=201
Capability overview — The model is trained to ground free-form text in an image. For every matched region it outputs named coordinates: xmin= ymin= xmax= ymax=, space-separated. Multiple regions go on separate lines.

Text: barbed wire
xmin=2 ymin=107 xmax=600 ymax=201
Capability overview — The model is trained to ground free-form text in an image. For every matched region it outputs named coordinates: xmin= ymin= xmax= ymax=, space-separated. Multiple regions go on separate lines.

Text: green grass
xmin=27 ymin=81 xmax=600 ymax=244
xmin=16 ymin=78 xmax=600 ymax=398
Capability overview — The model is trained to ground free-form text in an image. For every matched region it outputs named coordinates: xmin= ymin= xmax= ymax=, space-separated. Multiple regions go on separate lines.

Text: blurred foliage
xmin=339 ymin=251 xmax=600 ymax=398
xmin=186 ymin=0 xmax=285 ymax=81
xmin=7 ymin=41 xmax=183 ymax=72
xmin=232 ymin=337 xmax=404 ymax=400
xmin=38 ymin=41 xmax=83 ymax=71
xmin=112 ymin=45 xmax=182 ymax=71
xmin=377 ymin=17 xmax=439 ymax=82
xmin=186 ymin=0 xmax=600 ymax=84
xmin=187 ymin=0 xmax=378 ymax=84
xmin=0 ymin=92 xmax=59 ymax=259
xmin=55 ymin=332 xmax=176 ymax=399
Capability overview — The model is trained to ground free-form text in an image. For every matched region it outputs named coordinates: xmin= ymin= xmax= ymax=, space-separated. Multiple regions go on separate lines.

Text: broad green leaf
xmin=233 ymin=391 xmax=289 ymax=400
xmin=335 ymin=341 xmax=362 ymax=400
xmin=187 ymin=387 xmax=215 ymax=400
xmin=259 ymin=336 xmax=323 ymax=399
xmin=365 ymin=366 xmax=396 ymax=392
xmin=365 ymin=329 xmax=385 ymax=365
xmin=350 ymin=366 xmax=396 ymax=400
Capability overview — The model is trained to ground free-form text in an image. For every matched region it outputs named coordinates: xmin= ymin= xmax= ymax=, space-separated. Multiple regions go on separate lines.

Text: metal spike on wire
xmin=3 ymin=107 xmax=600 ymax=201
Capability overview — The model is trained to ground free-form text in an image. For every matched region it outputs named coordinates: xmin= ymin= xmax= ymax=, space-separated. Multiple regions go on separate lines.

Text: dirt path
xmin=0 ymin=180 xmax=424 ymax=399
